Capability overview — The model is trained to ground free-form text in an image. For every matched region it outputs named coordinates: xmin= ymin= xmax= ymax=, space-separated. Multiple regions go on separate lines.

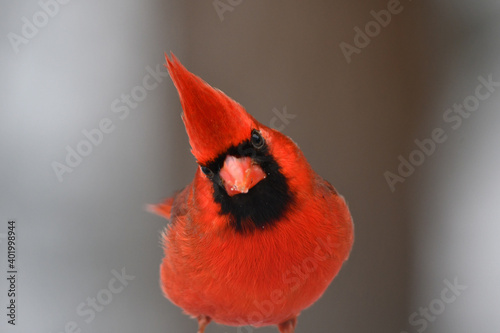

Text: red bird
xmin=149 ymin=54 xmax=354 ymax=333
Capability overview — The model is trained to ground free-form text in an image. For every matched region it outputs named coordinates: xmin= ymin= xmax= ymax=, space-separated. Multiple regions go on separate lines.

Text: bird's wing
xmin=147 ymin=185 xmax=191 ymax=220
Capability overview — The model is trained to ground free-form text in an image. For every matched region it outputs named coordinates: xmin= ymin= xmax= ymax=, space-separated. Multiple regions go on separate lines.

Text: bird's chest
xmin=162 ymin=214 xmax=341 ymax=326
xmin=193 ymin=224 xmax=336 ymax=299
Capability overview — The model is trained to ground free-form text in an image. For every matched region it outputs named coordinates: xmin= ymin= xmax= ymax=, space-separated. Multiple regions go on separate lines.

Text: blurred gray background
xmin=1 ymin=0 xmax=500 ymax=332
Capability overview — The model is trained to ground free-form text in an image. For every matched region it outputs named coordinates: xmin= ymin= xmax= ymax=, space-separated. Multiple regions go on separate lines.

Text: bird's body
xmin=150 ymin=55 xmax=354 ymax=333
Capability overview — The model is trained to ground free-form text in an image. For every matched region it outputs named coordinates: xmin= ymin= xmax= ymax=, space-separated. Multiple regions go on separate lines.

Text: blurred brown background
xmin=1 ymin=1 xmax=499 ymax=332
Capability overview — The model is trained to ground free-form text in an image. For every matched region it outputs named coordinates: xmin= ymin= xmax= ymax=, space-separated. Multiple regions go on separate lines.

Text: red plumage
xmin=150 ymin=54 xmax=354 ymax=333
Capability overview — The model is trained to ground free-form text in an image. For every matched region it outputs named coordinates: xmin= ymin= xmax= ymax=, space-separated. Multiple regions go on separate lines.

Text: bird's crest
xmin=165 ymin=53 xmax=257 ymax=164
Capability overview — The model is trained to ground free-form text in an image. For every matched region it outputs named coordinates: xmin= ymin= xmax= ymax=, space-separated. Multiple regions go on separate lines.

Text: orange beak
xmin=219 ymin=156 xmax=266 ymax=197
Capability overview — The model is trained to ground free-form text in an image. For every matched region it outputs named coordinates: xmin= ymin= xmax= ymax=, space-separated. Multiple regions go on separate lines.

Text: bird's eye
xmin=200 ymin=166 xmax=214 ymax=178
xmin=251 ymin=130 xmax=265 ymax=149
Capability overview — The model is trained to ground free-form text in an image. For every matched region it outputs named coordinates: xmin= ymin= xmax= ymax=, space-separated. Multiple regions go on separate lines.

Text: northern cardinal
xmin=149 ymin=54 xmax=354 ymax=333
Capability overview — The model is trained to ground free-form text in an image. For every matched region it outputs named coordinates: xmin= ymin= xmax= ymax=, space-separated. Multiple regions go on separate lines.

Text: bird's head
xmin=165 ymin=54 xmax=308 ymax=231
